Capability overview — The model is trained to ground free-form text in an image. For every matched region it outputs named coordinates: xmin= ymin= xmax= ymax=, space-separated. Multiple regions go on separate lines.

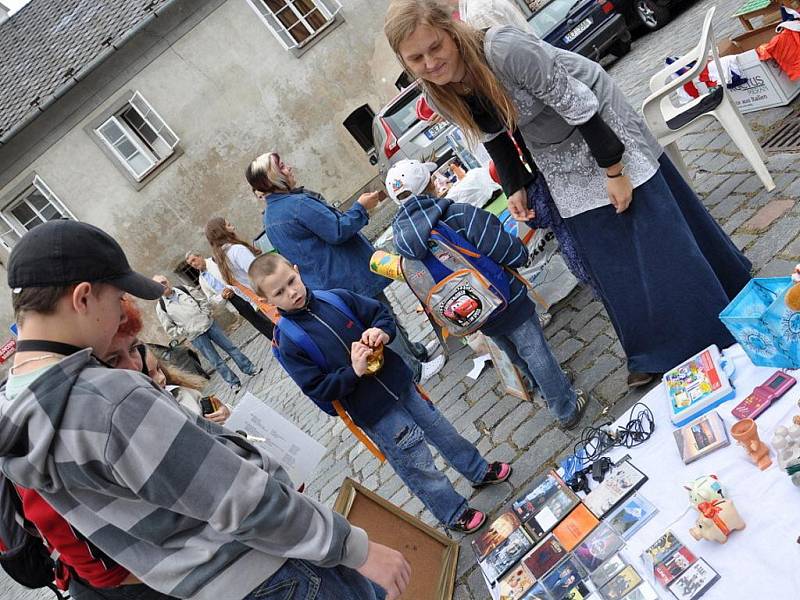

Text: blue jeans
xmin=191 ymin=321 xmax=256 ymax=386
xmin=489 ymin=315 xmax=576 ymax=424
xmin=242 ymin=559 xmax=385 ymax=600
xmin=362 ymin=384 xmax=488 ymax=527
xmin=69 ymin=580 xmax=176 ymax=599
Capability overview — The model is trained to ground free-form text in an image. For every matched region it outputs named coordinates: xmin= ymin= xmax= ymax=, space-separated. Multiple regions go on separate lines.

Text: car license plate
xmin=564 ymin=18 xmax=592 ymax=43
xmin=424 ymin=121 xmax=449 ymax=140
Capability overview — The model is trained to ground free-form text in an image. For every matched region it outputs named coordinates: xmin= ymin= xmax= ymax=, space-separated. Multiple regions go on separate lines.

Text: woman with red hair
xmin=102 ymin=295 xmax=147 ymax=371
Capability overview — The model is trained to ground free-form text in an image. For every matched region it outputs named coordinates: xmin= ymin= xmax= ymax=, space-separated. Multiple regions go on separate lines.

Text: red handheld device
xmin=731 ymin=371 xmax=796 ymax=420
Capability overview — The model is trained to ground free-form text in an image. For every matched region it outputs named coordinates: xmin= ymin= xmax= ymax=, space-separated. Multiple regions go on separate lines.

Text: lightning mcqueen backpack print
xmin=401 ymin=222 xmax=512 ymax=336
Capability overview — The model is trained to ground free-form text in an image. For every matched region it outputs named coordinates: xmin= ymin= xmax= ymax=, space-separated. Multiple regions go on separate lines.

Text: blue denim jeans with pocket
xmin=489 ymin=314 xmax=577 ymax=424
xmin=361 ymin=384 xmax=488 ymax=527
xmin=69 ymin=580 xmax=176 ymax=599
xmin=242 ymin=559 xmax=385 ymax=600
xmin=191 ymin=321 xmax=256 ymax=386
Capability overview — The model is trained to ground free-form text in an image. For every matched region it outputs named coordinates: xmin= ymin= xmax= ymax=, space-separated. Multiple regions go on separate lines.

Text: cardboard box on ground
xmin=718 ymin=21 xmax=800 ymax=113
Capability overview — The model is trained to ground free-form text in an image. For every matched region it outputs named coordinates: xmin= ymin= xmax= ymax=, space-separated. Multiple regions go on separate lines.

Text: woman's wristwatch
xmin=607 ymin=167 xmax=625 ymax=179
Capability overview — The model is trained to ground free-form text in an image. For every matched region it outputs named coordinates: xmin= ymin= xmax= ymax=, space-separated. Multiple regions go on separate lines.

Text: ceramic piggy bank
xmin=684 ymin=474 xmax=725 ymax=507
xmin=689 ymin=498 xmax=745 ymax=544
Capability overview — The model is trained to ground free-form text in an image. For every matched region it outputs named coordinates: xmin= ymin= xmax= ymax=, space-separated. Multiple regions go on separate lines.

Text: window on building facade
xmin=175 ymin=261 xmax=200 ymax=287
xmin=0 ymin=176 xmax=75 ymax=250
xmin=246 ymin=0 xmax=342 ymax=51
xmin=95 ymin=91 xmax=179 ymax=182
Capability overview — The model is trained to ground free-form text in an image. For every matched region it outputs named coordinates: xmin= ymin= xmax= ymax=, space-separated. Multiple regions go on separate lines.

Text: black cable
xmin=572 ymin=402 xmax=655 ymax=464
xmin=564 ymin=402 xmax=655 ymax=493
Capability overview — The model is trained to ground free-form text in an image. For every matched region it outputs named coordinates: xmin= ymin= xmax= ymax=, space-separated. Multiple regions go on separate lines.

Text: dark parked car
xmin=615 ymin=0 xmax=674 ymax=31
xmin=528 ymin=0 xmax=632 ymax=60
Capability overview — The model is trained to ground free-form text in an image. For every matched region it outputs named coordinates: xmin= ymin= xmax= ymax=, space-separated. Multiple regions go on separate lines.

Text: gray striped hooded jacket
xmin=0 ymin=350 xmax=368 ymax=599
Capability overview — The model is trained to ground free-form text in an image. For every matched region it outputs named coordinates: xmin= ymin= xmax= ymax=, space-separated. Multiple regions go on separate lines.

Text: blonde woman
xmin=146 ymin=351 xmax=231 ymax=424
xmin=384 ymin=0 xmax=752 ymax=386
xmin=245 ymin=152 xmax=446 ymax=384
xmin=203 ymin=218 xmax=277 ymax=337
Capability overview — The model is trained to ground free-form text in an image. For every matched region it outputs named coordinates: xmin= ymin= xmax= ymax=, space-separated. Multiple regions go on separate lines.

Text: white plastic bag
xmin=445 ymin=167 xmax=501 ymax=207
xmin=517 ymin=225 xmax=579 ymax=311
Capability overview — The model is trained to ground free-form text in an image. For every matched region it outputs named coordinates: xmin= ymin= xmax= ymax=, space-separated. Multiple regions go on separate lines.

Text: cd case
xmin=512 ymin=470 xmax=580 ymax=541
xmin=472 ymin=511 xmax=521 ymax=561
xmin=584 ymin=460 xmax=648 ymax=519
xmin=672 ymin=411 xmax=730 ymax=464
xmin=573 ymin=523 xmax=625 ymax=572
xmin=479 ymin=528 xmax=533 ymax=583
xmin=667 ymin=558 xmax=719 ymax=600
xmin=552 ymin=504 xmax=600 ymax=551
xmin=606 ymin=493 xmax=658 ymax=540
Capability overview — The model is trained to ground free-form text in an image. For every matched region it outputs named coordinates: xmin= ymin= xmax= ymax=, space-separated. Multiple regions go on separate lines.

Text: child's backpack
xmin=271 ymin=291 xmax=386 ymax=462
xmin=401 ymin=222 xmax=511 ymax=336
xmin=0 ymin=475 xmax=68 ymax=599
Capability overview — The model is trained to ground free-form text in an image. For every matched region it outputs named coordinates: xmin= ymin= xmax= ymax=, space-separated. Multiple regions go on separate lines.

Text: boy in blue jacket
xmin=387 ymin=159 xmax=589 ymax=429
xmin=249 ymin=254 xmax=510 ymax=533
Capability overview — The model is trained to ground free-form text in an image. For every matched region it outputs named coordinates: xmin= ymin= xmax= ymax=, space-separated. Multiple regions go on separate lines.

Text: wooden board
xmin=334 ymin=478 xmax=458 ymax=600
xmin=483 ymin=334 xmax=531 ymax=402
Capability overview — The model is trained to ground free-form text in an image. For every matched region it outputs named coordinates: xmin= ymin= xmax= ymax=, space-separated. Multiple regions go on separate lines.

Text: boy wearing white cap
xmin=387 ymin=160 xmax=590 ymax=429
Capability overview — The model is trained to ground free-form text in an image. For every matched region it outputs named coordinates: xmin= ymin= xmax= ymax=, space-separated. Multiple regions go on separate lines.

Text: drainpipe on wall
xmin=0 ymin=0 xmax=180 ymax=145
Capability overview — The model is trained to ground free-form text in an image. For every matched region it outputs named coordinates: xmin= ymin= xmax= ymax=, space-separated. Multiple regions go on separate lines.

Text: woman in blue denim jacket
xmin=245 ymin=151 xmax=445 ymax=383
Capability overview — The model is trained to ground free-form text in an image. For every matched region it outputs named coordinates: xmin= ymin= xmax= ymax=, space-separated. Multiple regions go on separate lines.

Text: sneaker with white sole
xmin=560 ymin=389 xmax=591 ymax=430
xmin=418 ymin=354 xmax=446 ymax=383
xmin=538 ymin=311 xmax=553 ymax=329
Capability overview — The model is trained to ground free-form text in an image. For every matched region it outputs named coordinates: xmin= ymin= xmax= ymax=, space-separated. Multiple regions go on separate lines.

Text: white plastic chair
xmin=641 ymin=6 xmax=775 ymax=191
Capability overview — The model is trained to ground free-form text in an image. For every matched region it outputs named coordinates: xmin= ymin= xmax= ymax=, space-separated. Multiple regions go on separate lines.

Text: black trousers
xmin=229 ymin=294 xmax=274 ymax=340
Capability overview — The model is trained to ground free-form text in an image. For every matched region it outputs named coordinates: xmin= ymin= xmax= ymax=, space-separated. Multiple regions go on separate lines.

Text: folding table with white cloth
xmin=601 ymin=343 xmax=800 ymax=597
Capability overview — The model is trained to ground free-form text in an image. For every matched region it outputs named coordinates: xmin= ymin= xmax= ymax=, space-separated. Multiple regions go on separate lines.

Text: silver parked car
xmin=371 ymin=81 xmax=455 ymax=175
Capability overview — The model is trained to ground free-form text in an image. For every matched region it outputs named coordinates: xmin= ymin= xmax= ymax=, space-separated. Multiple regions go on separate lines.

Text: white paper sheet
xmin=225 ymin=392 xmax=327 ymax=485
xmin=467 ymin=353 xmax=492 ymax=379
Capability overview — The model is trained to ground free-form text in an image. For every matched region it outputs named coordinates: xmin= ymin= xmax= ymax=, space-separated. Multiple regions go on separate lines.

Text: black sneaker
xmin=473 ymin=462 xmax=512 ymax=488
xmin=450 ymin=508 xmax=487 ymax=533
xmin=560 ymin=389 xmax=591 ymax=430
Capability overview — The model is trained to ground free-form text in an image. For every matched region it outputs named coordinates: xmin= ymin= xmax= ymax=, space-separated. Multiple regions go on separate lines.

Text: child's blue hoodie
xmin=276 ymin=289 xmax=412 ymax=426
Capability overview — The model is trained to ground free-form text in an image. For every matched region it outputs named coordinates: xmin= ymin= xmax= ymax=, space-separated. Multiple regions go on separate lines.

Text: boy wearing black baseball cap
xmin=0 ymin=220 xmax=410 ymax=600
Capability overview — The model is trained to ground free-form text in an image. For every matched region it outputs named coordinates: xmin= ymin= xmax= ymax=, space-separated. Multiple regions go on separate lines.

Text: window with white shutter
xmin=0 ymin=176 xmax=76 ymax=250
xmin=245 ymin=0 xmax=342 ymax=51
xmin=94 ymin=91 xmax=180 ymax=182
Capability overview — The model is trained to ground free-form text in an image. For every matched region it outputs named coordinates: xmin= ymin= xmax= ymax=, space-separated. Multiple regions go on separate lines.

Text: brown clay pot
xmin=731 ymin=418 xmax=772 ymax=470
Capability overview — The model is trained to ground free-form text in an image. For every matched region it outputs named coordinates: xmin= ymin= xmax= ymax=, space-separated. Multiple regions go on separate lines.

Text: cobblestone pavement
xmin=4 ymin=0 xmax=799 ymax=596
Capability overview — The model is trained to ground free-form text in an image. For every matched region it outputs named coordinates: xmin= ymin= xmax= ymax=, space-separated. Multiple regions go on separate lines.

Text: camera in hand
xmin=200 ymin=396 xmax=221 ymax=416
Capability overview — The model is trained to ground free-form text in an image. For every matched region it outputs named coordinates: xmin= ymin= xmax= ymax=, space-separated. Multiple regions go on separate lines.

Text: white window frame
xmin=246 ymin=0 xmax=342 ymax=51
xmin=95 ymin=91 xmax=180 ymax=182
xmin=0 ymin=176 xmax=76 ymax=250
